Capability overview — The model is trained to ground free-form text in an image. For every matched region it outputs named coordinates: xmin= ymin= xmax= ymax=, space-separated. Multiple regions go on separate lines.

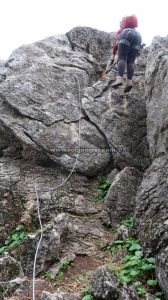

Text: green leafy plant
xmin=88 ymin=176 xmax=111 ymax=200
xmin=121 ymin=216 xmax=135 ymax=229
xmin=60 ymin=258 xmax=72 ymax=271
xmin=82 ymin=295 xmax=93 ymax=300
xmin=103 ymin=216 xmax=163 ymax=298
xmin=147 ymin=279 xmax=158 ymax=286
xmin=117 ymin=238 xmax=155 ymax=284
xmin=97 ymin=176 xmax=111 ymax=199
xmin=54 ymin=271 xmax=64 ymax=282
xmin=81 ymin=287 xmax=93 ymax=300
xmin=107 ymin=237 xmax=163 ymax=297
xmin=43 ymin=271 xmax=51 ymax=280
xmin=0 ymin=225 xmax=28 ymax=253
xmin=54 ymin=258 xmax=72 ymax=282
xmin=154 ymin=292 xmax=163 ymax=300
xmin=136 ymin=287 xmax=146 ymax=295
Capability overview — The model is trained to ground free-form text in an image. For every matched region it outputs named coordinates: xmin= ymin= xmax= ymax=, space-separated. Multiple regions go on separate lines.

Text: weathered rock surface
xmin=66 ymin=26 xmax=112 ymax=71
xmin=0 ymin=27 xmax=157 ymax=299
xmin=0 ymin=158 xmax=83 ymax=242
xmin=0 ymin=156 xmax=108 ymax=280
xmin=5 ymin=212 xmax=105 ymax=276
xmin=135 ymin=36 xmax=168 ymax=299
xmin=0 ymin=278 xmax=42 ymax=298
xmin=48 ymin=252 xmax=76 ymax=280
xmin=145 ymin=294 xmax=155 ymax=300
xmin=82 ymin=68 xmax=149 ymax=170
xmin=145 ymin=36 xmax=168 ymax=159
xmin=0 ymin=253 xmax=23 ymax=282
xmin=136 ymin=156 xmax=168 ymax=256
xmin=0 ymin=156 xmax=100 ymax=244
xmin=0 ymin=26 xmax=150 ymax=177
xmin=105 ymin=167 xmax=142 ymax=226
xmin=114 ymin=225 xmax=130 ymax=241
xmin=156 ymin=247 xmax=168 ymax=299
xmin=41 ymin=291 xmax=79 ymax=300
xmin=118 ymin=284 xmax=139 ymax=300
xmin=91 ymin=266 xmax=120 ymax=299
xmin=91 ymin=266 xmax=141 ymax=300
xmin=0 ymin=30 xmax=112 ymax=176
xmin=0 ymin=64 xmax=6 ymax=89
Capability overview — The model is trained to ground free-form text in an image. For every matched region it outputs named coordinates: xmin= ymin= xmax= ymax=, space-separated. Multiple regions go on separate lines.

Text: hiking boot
xmin=124 ymin=79 xmax=133 ymax=93
xmin=111 ymin=76 xmax=123 ymax=89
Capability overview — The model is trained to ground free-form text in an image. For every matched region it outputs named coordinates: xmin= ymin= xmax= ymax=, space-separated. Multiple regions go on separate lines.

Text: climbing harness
xmin=103 ymin=59 xmax=145 ymax=77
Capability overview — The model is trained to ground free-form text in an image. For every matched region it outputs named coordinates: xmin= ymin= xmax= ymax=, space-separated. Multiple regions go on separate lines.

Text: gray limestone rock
xmin=145 ymin=36 xmax=168 ymax=160
xmin=41 ymin=291 xmax=79 ymax=300
xmin=91 ymin=265 xmax=120 ymax=299
xmin=82 ymin=66 xmax=150 ymax=170
xmin=118 ymin=284 xmax=139 ymax=300
xmin=135 ymin=156 xmax=168 ymax=256
xmin=105 ymin=167 xmax=142 ymax=226
xmin=8 ymin=213 xmax=105 ymax=276
xmin=66 ymin=26 xmax=113 ymax=71
xmin=156 ymin=247 xmax=168 ymax=299
xmin=0 ymin=278 xmax=41 ymax=298
xmin=114 ymin=225 xmax=130 ymax=241
xmin=0 ymin=32 xmax=111 ymax=176
xmin=0 ymin=253 xmax=23 ymax=282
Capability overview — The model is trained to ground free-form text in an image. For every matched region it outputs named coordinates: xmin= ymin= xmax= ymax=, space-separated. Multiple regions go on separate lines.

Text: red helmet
xmin=124 ymin=15 xmax=138 ymax=28
xmin=120 ymin=16 xmax=127 ymax=28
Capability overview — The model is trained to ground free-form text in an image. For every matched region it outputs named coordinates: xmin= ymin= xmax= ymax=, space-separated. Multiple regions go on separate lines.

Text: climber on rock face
xmin=111 ymin=15 xmax=142 ymax=93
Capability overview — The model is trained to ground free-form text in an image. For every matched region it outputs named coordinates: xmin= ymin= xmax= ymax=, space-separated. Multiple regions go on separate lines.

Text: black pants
xmin=118 ymin=43 xmax=139 ymax=80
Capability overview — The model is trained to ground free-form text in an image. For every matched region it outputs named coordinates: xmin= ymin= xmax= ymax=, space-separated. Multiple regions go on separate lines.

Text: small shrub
xmin=104 ymin=216 xmax=163 ymax=298
xmin=43 ymin=271 xmax=51 ymax=280
xmin=0 ymin=225 xmax=28 ymax=253
xmin=81 ymin=287 xmax=93 ymax=300
xmin=54 ymin=258 xmax=72 ymax=282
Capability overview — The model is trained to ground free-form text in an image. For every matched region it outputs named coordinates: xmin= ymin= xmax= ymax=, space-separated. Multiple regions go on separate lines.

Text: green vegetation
xmin=104 ymin=216 xmax=163 ymax=299
xmin=0 ymin=225 xmax=28 ymax=253
xmin=89 ymin=176 xmax=112 ymax=200
xmin=54 ymin=271 xmax=64 ymax=282
xmin=54 ymin=258 xmax=72 ymax=282
xmin=43 ymin=258 xmax=73 ymax=283
xmin=113 ymin=239 xmax=156 ymax=287
xmin=82 ymin=295 xmax=93 ymax=300
xmin=43 ymin=271 xmax=52 ymax=280
xmin=81 ymin=287 xmax=94 ymax=300
xmin=121 ymin=215 xmax=135 ymax=229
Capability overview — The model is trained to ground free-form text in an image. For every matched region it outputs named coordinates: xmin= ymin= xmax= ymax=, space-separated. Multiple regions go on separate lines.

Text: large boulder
xmin=66 ymin=26 xmax=112 ymax=70
xmin=0 ymin=253 xmax=23 ymax=281
xmin=41 ymin=291 xmax=79 ymax=300
xmin=146 ymin=36 xmax=168 ymax=159
xmin=135 ymin=156 xmax=168 ymax=255
xmin=118 ymin=285 xmax=139 ymax=300
xmin=0 ymin=27 xmax=150 ymax=176
xmin=90 ymin=266 xmax=140 ymax=300
xmin=105 ymin=167 xmax=142 ymax=226
xmin=156 ymin=247 xmax=168 ymax=300
xmin=135 ymin=36 xmax=168 ymax=299
xmin=135 ymin=156 xmax=168 ymax=298
xmin=82 ymin=65 xmax=150 ymax=170
xmin=0 ymin=155 xmax=100 ymax=247
xmin=5 ymin=212 xmax=105 ymax=276
xmin=91 ymin=266 xmax=120 ymax=299
xmin=0 ymin=30 xmax=112 ymax=176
